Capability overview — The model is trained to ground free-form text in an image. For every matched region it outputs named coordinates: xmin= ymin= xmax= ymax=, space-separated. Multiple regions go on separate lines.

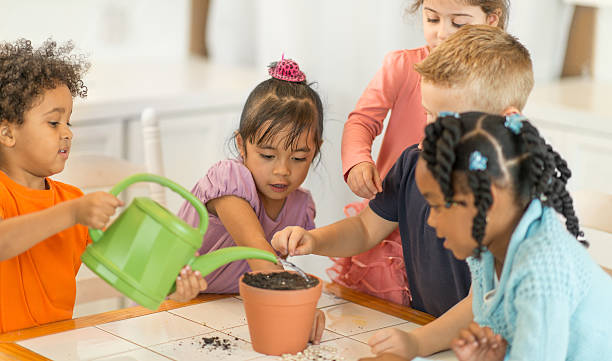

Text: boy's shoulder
xmin=47 ymin=178 xmax=85 ymax=199
xmin=393 ymin=144 xmax=421 ymax=176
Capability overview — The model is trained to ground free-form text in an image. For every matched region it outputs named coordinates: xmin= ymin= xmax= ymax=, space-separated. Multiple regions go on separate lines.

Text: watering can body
xmin=81 ymin=174 xmax=277 ymax=310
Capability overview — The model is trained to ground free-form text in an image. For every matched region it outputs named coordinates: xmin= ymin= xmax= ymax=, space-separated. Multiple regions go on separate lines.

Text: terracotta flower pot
xmin=239 ymin=271 xmax=323 ymax=355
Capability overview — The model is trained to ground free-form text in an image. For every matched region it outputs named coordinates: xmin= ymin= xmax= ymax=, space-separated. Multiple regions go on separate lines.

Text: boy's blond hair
xmin=415 ymin=25 xmax=533 ymax=113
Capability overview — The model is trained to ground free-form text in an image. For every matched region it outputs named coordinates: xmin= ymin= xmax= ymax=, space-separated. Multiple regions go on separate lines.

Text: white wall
xmin=0 ymin=0 xmax=190 ymax=61
xmin=206 ymin=0 xmax=575 ymax=230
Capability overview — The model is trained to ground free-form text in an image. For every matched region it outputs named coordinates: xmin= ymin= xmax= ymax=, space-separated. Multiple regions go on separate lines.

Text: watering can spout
xmin=189 ymin=247 xmax=278 ymax=278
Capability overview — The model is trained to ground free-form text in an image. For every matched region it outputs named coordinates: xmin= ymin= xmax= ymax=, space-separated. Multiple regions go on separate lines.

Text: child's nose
xmin=273 ymin=160 xmax=290 ymax=176
xmin=437 ymin=21 xmax=450 ymax=41
xmin=427 ymin=209 xmax=437 ymax=228
xmin=61 ymin=125 xmax=73 ymax=140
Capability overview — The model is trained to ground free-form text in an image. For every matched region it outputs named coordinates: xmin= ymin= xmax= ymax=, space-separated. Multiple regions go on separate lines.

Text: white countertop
xmin=72 ymin=58 xmax=263 ymax=123
xmin=524 ymin=77 xmax=612 ymax=136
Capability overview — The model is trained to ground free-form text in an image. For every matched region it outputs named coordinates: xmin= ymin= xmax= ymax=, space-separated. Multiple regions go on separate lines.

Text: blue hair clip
xmin=439 ymin=111 xmax=460 ymax=119
xmin=469 ymin=151 xmax=488 ymax=171
xmin=504 ymin=113 xmax=526 ymax=134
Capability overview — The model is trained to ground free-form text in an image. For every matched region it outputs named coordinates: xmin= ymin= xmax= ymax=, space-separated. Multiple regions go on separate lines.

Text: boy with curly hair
xmin=0 ymin=39 xmax=206 ymax=332
xmin=0 ymin=38 xmax=123 ymax=332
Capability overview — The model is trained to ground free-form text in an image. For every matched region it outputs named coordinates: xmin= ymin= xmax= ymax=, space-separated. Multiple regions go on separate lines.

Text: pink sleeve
xmin=303 ymin=190 xmax=316 ymax=230
xmin=341 ymin=50 xmax=418 ymax=180
xmin=177 ymin=160 xmax=259 ymax=227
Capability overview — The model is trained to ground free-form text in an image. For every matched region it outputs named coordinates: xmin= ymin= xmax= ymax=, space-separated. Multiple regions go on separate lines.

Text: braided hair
xmin=421 ymin=112 xmax=584 ymax=258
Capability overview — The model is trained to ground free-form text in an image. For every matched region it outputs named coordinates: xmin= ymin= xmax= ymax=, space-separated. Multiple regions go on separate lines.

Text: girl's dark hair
xmin=409 ymin=0 xmax=510 ymax=30
xmin=236 ymin=62 xmax=324 ymax=159
xmin=421 ymin=112 xmax=584 ymax=257
xmin=0 ymin=38 xmax=89 ymax=125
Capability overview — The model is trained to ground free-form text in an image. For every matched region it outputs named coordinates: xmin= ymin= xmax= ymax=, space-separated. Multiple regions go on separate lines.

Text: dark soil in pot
xmin=242 ymin=271 xmax=319 ymax=290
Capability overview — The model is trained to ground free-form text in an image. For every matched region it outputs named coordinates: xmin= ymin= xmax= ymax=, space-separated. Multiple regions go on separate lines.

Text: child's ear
xmin=502 ymin=107 xmax=521 ymax=117
xmin=235 ymin=132 xmax=245 ymax=159
xmin=0 ymin=120 xmax=16 ymax=147
xmin=487 ymin=9 xmax=501 ymax=27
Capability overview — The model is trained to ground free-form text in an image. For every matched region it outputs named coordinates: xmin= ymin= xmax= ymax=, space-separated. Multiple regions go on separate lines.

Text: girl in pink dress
xmin=332 ymin=0 xmax=509 ymax=305
xmin=177 ymin=57 xmax=325 ymax=344
xmin=178 ymin=57 xmax=323 ymax=294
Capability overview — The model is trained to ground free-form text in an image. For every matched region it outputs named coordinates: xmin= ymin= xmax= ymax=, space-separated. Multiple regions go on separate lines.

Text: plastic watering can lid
xmin=132 ymin=197 xmax=202 ymax=248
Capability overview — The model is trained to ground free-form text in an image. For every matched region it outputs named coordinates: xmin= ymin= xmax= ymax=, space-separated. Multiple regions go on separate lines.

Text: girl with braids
xmin=415 ymin=111 xmax=612 ymax=361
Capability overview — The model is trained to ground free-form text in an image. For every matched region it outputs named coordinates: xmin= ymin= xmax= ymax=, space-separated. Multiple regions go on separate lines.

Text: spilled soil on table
xmin=242 ymin=271 xmax=319 ymax=290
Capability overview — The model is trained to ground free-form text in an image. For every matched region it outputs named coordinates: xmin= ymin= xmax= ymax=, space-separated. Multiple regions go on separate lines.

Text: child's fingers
xmin=309 ymin=310 xmax=325 ymax=344
xmin=458 ymin=328 xmax=477 ymax=344
xmin=362 ymin=171 xmax=379 ymax=198
xmin=367 ymin=329 xmax=392 ymax=347
xmin=367 ymin=329 xmax=395 ymax=355
xmin=185 ymin=268 xmax=201 ymax=296
xmin=287 ymin=228 xmax=306 ymax=255
xmin=372 ymin=168 xmax=383 ymax=193
xmin=483 ymin=326 xmax=497 ymax=346
xmin=271 ymin=230 xmax=289 ymax=256
xmin=370 ymin=339 xmax=394 ymax=356
xmin=174 ymin=275 xmax=185 ymax=298
xmin=198 ymin=273 xmax=207 ymax=291
xmin=451 ymin=335 xmax=479 ymax=360
xmin=468 ymin=322 xmax=486 ymax=343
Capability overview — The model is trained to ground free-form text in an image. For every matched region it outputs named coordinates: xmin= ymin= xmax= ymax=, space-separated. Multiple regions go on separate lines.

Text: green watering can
xmin=81 ymin=173 xmax=278 ymax=310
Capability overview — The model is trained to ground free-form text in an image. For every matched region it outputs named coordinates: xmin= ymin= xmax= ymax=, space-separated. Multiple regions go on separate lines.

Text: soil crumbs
xmin=177 ymin=335 xmax=239 ymax=356
xmin=243 ymin=271 xmax=319 ymax=290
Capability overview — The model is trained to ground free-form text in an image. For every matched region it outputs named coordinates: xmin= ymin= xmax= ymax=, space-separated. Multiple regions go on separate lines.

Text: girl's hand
xmin=271 ymin=226 xmax=315 ymax=257
xmin=347 ymin=162 xmax=382 ymax=199
xmin=451 ymin=322 xmax=507 ymax=361
xmin=367 ymin=328 xmax=419 ymax=359
xmin=74 ymin=192 xmax=123 ymax=229
xmin=167 ymin=263 xmax=208 ymax=303
xmin=358 ymin=353 xmax=410 ymax=361
xmin=309 ymin=309 xmax=326 ymax=344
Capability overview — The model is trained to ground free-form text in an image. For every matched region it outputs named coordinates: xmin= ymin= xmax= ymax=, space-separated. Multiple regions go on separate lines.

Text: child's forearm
xmin=0 ymin=200 xmax=77 ymax=261
xmin=310 ymin=207 xmax=396 ymax=257
xmin=412 ymin=293 xmax=473 ymax=356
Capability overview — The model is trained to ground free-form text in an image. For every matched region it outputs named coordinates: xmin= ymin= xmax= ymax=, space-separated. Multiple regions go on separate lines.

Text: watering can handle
xmin=89 ymin=173 xmax=208 ymax=242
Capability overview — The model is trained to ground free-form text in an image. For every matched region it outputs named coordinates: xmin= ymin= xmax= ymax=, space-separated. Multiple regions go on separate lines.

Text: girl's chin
xmin=445 ymin=244 xmax=470 ymax=260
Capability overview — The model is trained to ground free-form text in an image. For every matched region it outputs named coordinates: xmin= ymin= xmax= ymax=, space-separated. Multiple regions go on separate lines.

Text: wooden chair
xmin=572 ymin=190 xmax=612 ymax=276
xmin=54 ymin=108 xmax=166 ymax=317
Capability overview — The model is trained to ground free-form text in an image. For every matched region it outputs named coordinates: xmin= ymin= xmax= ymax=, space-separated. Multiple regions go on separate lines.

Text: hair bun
xmin=268 ymin=55 xmax=306 ymax=82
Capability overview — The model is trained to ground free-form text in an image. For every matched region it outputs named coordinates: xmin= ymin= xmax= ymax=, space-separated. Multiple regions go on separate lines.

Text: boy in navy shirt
xmin=272 ymin=25 xmax=534 ymax=360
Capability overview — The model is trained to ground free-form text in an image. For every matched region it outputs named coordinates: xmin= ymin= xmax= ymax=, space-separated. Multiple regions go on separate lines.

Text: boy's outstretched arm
xmin=272 ymin=206 xmax=397 ymax=258
xmin=368 ymin=293 xmax=473 ymax=359
xmin=0 ymin=191 xmax=122 ymax=261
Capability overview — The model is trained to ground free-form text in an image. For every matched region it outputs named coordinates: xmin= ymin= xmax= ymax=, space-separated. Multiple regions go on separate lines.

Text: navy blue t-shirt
xmin=369 ymin=144 xmax=471 ymax=317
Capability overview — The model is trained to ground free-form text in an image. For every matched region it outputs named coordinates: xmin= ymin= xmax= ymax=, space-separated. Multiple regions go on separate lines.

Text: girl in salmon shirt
xmin=332 ymin=0 xmax=509 ymax=306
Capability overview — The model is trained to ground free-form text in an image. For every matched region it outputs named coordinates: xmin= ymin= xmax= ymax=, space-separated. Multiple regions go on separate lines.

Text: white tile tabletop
xmin=97 ymin=311 xmax=215 ymax=347
xmin=14 ymin=291 xmax=458 ymax=361
xmin=17 ymin=327 xmax=139 ymax=361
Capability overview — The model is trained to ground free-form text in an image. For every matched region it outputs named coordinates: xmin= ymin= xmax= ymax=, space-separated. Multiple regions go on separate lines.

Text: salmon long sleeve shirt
xmin=341 ymin=46 xmax=430 ymax=180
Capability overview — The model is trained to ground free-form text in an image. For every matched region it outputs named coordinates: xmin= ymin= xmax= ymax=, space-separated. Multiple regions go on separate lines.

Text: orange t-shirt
xmin=0 ymin=171 xmax=90 ymax=333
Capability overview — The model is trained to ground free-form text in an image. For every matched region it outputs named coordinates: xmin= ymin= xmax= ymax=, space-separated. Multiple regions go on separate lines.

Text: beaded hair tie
xmin=268 ymin=54 xmax=306 ymax=82
xmin=469 ymin=151 xmax=488 ymax=171
xmin=504 ymin=113 xmax=526 ymax=134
